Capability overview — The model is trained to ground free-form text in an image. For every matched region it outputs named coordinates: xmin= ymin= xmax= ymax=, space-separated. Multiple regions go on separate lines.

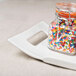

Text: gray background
xmin=0 ymin=0 xmax=76 ymax=76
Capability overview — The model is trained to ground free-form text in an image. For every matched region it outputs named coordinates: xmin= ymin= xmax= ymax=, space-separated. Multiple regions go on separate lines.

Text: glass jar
xmin=48 ymin=3 xmax=76 ymax=55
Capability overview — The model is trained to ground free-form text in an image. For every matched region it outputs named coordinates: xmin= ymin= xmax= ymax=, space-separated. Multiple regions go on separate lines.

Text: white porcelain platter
xmin=8 ymin=21 xmax=76 ymax=70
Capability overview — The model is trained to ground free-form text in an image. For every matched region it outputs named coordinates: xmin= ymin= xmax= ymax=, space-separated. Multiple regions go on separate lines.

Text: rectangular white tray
xmin=8 ymin=21 xmax=76 ymax=70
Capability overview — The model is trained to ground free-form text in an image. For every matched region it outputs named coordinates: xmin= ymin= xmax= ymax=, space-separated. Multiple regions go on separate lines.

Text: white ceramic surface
xmin=8 ymin=21 xmax=76 ymax=70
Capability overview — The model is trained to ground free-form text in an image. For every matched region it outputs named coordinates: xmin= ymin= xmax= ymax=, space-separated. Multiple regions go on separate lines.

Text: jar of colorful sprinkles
xmin=48 ymin=2 xmax=76 ymax=55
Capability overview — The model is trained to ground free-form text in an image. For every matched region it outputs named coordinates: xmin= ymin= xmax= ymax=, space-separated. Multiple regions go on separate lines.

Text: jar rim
xmin=56 ymin=2 xmax=76 ymax=9
xmin=56 ymin=3 xmax=76 ymax=18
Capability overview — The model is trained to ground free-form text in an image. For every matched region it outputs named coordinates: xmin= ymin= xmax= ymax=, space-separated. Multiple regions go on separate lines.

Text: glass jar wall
xmin=48 ymin=3 xmax=76 ymax=55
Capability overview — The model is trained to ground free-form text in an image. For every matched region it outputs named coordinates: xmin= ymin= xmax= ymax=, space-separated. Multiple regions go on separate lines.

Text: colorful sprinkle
xmin=49 ymin=19 xmax=76 ymax=54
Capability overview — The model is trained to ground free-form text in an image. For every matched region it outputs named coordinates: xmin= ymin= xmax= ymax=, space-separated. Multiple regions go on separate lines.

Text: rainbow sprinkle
xmin=49 ymin=19 xmax=76 ymax=54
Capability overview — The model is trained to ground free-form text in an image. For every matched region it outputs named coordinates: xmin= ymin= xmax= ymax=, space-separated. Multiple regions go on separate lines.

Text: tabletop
xmin=0 ymin=0 xmax=76 ymax=76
